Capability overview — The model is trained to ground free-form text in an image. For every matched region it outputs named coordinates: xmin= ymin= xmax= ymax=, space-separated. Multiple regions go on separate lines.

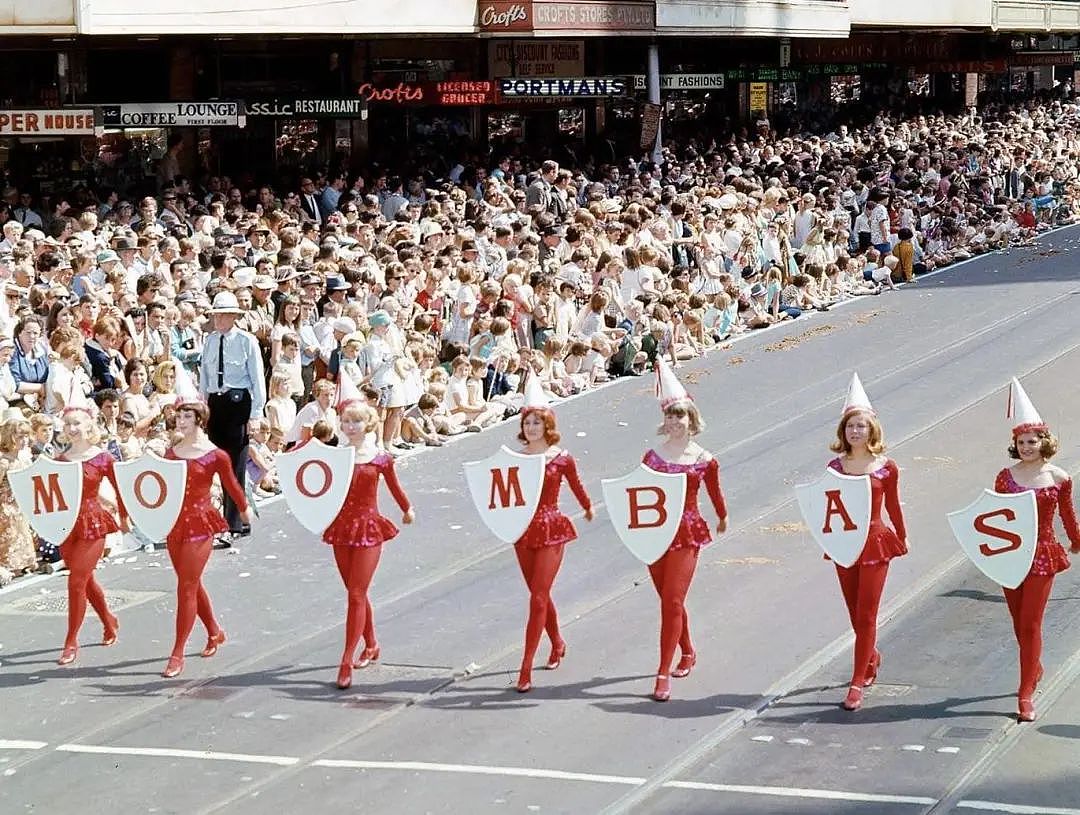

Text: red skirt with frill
xmin=516 ymin=507 xmax=578 ymax=549
xmin=60 ymin=499 xmax=120 ymax=548
xmin=167 ymin=499 xmax=228 ymax=546
xmin=322 ymin=510 xmax=400 ymax=548
xmin=825 ymin=522 xmax=908 ymax=567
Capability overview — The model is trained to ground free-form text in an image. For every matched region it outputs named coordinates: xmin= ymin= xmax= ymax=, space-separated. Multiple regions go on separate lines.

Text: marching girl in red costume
xmin=827 ymin=373 xmax=907 ymax=712
xmin=160 ymin=367 xmax=251 ymax=678
xmin=56 ymin=400 xmax=128 ymax=665
xmin=994 ymin=378 xmax=1080 ymax=722
xmin=643 ymin=359 xmax=727 ymax=702
xmin=514 ymin=375 xmax=594 ymax=693
xmin=323 ymin=399 xmax=414 ymax=690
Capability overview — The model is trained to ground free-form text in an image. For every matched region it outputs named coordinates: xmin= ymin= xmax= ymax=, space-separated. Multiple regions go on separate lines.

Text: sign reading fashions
xmin=497 ymin=76 xmax=627 ymax=97
xmin=0 ymin=109 xmax=96 ymax=136
xmin=102 ymin=102 xmax=242 ymax=127
xmin=246 ymin=99 xmax=368 ymax=117
xmin=489 ymin=40 xmax=585 ymax=78
xmin=632 ymin=73 xmax=726 ymax=91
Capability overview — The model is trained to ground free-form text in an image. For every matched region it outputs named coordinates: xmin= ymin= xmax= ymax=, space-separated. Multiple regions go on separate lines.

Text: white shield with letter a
xmin=278 ymin=441 xmax=356 ymax=535
xmin=114 ymin=453 xmax=188 ymax=543
xmin=948 ymin=489 xmax=1037 ymax=589
xmin=8 ymin=456 xmax=84 ymax=543
xmin=602 ymin=464 xmax=687 ymax=565
xmin=464 ymin=445 xmax=545 ymax=543
xmin=794 ymin=468 xmax=872 ymax=567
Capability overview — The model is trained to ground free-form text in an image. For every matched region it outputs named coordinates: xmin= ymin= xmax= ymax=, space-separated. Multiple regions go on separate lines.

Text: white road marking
xmin=310 ymin=759 xmax=645 ymax=786
xmin=55 ymin=744 xmax=298 ymax=766
xmin=957 ymin=802 xmax=1080 ymax=815
xmin=785 ymin=738 xmax=812 ymax=746
xmin=664 ymin=780 xmax=937 ymax=806
xmin=937 ymin=746 xmax=961 ymax=755
xmin=0 ymin=740 xmax=47 ymax=750
xmin=749 ymin=735 xmax=773 ymax=743
xmin=901 ymin=744 xmax=926 ymax=752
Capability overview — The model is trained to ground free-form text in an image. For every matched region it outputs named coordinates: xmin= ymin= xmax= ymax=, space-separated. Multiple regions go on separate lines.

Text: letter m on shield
xmin=464 ymin=446 xmax=546 ymax=543
xmin=33 ymin=473 xmax=68 ymax=514
xmin=489 ymin=466 xmax=525 ymax=509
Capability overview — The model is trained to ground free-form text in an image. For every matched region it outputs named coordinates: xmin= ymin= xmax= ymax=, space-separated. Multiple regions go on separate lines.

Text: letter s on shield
xmin=602 ymin=464 xmax=687 ymax=565
xmin=277 ymin=440 xmax=356 ymax=535
xmin=794 ymin=468 xmax=871 ymax=567
xmin=948 ymin=489 xmax=1037 ymax=589
xmin=114 ymin=453 xmax=188 ymax=542
xmin=7 ymin=456 xmax=84 ymax=543
xmin=463 ymin=446 xmax=545 ymax=543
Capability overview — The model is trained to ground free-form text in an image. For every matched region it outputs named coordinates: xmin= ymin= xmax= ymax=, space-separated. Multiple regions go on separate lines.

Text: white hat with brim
xmin=209 ymin=292 xmax=244 ymax=314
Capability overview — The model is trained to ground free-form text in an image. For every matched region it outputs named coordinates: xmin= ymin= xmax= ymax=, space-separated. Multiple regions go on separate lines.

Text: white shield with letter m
xmin=8 ymin=456 xmax=84 ymax=543
xmin=464 ymin=445 xmax=545 ymax=543
xmin=114 ymin=453 xmax=188 ymax=543
xmin=794 ymin=468 xmax=871 ymax=567
xmin=602 ymin=464 xmax=687 ymax=565
xmin=948 ymin=489 xmax=1037 ymax=589
xmin=278 ymin=441 xmax=356 ymax=535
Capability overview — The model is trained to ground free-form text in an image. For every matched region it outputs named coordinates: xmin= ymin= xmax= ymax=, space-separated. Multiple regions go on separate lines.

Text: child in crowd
xmin=29 ymin=413 xmax=56 ymax=459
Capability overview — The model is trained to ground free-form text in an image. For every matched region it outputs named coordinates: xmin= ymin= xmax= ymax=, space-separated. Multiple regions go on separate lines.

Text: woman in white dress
xmin=362 ymin=311 xmax=407 ymax=451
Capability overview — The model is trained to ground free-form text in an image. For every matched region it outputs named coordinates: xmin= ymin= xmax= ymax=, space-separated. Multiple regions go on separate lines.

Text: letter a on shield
xmin=602 ymin=464 xmax=687 ymax=564
xmin=278 ymin=441 xmax=356 ymax=534
xmin=114 ymin=453 xmax=187 ymax=542
xmin=948 ymin=489 xmax=1037 ymax=589
xmin=463 ymin=445 xmax=545 ymax=543
xmin=794 ymin=468 xmax=871 ymax=567
xmin=8 ymin=456 xmax=84 ymax=543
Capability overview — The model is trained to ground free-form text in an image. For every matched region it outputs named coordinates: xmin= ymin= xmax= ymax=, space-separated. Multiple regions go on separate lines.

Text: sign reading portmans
xmin=102 ymin=102 xmax=242 ymax=128
xmin=497 ymin=76 xmax=627 ymax=97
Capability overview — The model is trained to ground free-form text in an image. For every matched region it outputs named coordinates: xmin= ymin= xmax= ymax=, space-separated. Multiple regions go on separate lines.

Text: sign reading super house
xmin=102 ymin=102 xmax=242 ymax=127
xmin=497 ymin=77 xmax=628 ymax=98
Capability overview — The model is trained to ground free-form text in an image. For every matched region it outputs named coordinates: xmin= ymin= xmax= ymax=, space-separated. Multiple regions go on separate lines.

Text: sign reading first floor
xmin=101 ymin=102 xmax=242 ymax=128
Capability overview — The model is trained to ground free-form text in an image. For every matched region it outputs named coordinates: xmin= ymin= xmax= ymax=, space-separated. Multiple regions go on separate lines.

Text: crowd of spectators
xmin=1 ymin=92 xmax=1079 ymax=584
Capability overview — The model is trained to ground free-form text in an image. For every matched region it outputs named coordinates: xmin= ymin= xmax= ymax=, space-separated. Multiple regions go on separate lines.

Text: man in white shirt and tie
xmin=298 ymin=177 xmax=322 ymax=226
xmin=199 ymin=291 xmax=266 ymax=539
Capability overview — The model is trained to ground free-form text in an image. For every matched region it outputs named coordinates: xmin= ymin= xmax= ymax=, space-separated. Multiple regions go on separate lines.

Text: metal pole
xmin=647 ymin=42 xmax=662 ymax=165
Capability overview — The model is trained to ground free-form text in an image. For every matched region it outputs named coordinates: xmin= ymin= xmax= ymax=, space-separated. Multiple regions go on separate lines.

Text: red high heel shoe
xmin=102 ymin=615 xmax=119 ymax=647
xmin=672 ymin=652 xmax=697 ymax=679
xmin=336 ymin=663 xmax=353 ymax=690
xmin=864 ymin=651 xmax=882 ymax=688
xmin=57 ymin=646 xmax=78 ymax=666
xmin=201 ymin=631 xmax=226 ymax=658
xmin=545 ymin=641 xmax=566 ymax=671
xmin=842 ymin=685 xmax=863 ymax=711
xmin=354 ymin=644 xmax=380 ymax=669
xmin=515 ymin=670 xmax=532 ymax=693
xmin=653 ymin=675 xmax=671 ymax=702
xmin=1018 ymin=698 xmax=1036 ymax=723
xmin=161 ymin=656 xmax=184 ymax=678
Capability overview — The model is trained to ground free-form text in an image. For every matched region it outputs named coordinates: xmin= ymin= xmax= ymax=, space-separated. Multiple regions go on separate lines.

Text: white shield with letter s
xmin=602 ymin=464 xmax=687 ymax=565
xmin=114 ymin=453 xmax=188 ymax=543
xmin=463 ymin=445 xmax=545 ymax=543
xmin=794 ymin=468 xmax=872 ymax=567
xmin=948 ymin=489 xmax=1037 ymax=589
xmin=278 ymin=441 xmax=356 ymax=535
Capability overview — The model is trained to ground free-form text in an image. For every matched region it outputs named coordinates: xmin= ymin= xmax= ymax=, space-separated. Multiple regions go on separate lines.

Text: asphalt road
xmin=2 ymin=229 xmax=1080 ymax=815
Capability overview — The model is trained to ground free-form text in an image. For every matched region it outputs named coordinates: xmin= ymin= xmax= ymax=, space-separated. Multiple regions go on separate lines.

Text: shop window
xmin=558 ymin=109 xmax=584 ymax=139
xmin=488 ymin=111 xmax=523 ymax=141
xmin=276 ymin=119 xmax=321 ymax=169
xmin=830 ymin=76 xmax=861 ymax=104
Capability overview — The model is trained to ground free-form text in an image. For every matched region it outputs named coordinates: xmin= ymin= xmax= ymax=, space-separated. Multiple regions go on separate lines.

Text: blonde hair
xmin=0 ymin=418 xmax=30 ymax=454
xmin=339 ymin=402 xmax=380 ymax=433
xmin=152 ymin=361 xmax=178 ymax=392
xmin=830 ymin=410 xmax=886 ymax=455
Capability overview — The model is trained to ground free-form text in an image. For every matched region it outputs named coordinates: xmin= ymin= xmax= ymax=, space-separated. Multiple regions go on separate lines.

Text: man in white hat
xmin=199 ymin=291 xmax=266 ymax=540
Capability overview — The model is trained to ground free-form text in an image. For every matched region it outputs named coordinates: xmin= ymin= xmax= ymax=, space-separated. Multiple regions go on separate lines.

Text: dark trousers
xmin=207 ymin=390 xmax=251 ymax=533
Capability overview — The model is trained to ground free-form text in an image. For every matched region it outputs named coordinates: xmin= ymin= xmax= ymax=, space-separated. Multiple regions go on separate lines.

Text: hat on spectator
xmin=232 ymin=267 xmax=257 ymax=288
xmin=420 ymin=221 xmax=443 ymax=241
xmin=1007 ymin=377 xmax=1045 ymax=436
xmin=368 ymin=310 xmax=391 ymax=328
xmin=300 ymin=273 xmax=321 ymax=287
xmin=654 ymin=356 xmax=692 ymax=411
xmin=252 ymin=275 xmax=276 ymax=291
xmin=841 ymin=372 xmax=875 ymax=418
xmin=332 ymin=317 xmax=357 ymax=335
xmin=24 ymin=229 xmax=45 ymax=242
xmin=113 ymin=236 xmax=137 ymax=251
xmin=275 ymin=266 xmax=300 ymax=283
xmin=1 ymin=406 xmax=23 ymax=424
xmin=97 ymin=250 xmax=120 ymax=265
xmin=326 ymin=276 xmax=350 ymax=291
xmin=718 ymin=193 xmax=738 ymax=209
xmin=208 ymin=291 xmax=244 ymax=314
xmin=0 ymin=337 xmax=14 ymax=351
xmin=750 ymin=282 xmax=766 ymax=297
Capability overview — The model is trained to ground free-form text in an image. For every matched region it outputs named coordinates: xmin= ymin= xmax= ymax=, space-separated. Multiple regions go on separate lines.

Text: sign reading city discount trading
xmin=101 ymin=102 xmax=243 ymax=128
xmin=0 ymin=109 xmax=96 ymax=136
xmin=497 ymin=76 xmax=628 ymax=98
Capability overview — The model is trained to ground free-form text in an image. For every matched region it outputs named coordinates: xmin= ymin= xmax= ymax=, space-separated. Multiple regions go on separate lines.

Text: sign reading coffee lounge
xmin=497 ymin=76 xmax=628 ymax=97
xmin=102 ymin=102 xmax=242 ymax=127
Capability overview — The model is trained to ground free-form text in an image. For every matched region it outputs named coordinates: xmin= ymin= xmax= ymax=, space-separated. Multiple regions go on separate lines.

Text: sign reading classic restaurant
xmin=0 ymin=109 xmax=96 ymax=136
xmin=101 ymin=102 xmax=242 ymax=127
xmin=497 ymin=76 xmax=628 ymax=97
xmin=246 ymin=99 xmax=368 ymax=117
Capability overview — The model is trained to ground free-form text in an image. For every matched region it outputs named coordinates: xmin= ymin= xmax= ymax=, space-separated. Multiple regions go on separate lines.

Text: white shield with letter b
xmin=602 ymin=464 xmax=687 ymax=565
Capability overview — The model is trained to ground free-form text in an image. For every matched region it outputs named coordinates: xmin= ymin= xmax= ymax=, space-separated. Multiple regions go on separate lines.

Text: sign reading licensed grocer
xmin=497 ymin=76 xmax=628 ymax=97
xmin=101 ymin=102 xmax=242 ymax=127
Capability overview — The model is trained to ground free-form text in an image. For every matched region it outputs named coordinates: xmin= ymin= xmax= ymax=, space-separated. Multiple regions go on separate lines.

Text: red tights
xmin=333 ymin=545 xmax=381 ymax=665
xmin=1003 ymin=573 xmax=1054 ymax=699
xmin=515 ymin=544 xmax=565 ymax=677
xmin=166 ymin=538 xmax=221 ymax=659
xmin=835 ymin=561 xmax=890 ymax=686
xmin=648 ymin=547 xmax=699 ymax=676
xmin=63 ymin=538 xmax=115 ymax=649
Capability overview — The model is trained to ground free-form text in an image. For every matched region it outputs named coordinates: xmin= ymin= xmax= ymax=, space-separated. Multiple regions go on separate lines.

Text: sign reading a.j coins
xmin=246 ymin=99 xmax=367 ymax=117
xmin=0 ymin=109 xmax=96 ymax=135
xmin=497 ymin=76 xmax=628 ymax=98
xmin=102 ymin=102 xmax=242 ymax=127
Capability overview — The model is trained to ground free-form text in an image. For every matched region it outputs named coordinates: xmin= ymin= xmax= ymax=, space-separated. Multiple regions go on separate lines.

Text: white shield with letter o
xmin=114 ymin=453 xmax=188 ymax=543
xmin=278 ymin=441 xmax=356 ymax=535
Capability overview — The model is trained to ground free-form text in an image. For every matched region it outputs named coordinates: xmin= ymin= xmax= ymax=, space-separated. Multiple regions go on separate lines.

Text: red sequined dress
xmin=826 ymin=457 xmax=908 ymax=566
xmin=322 ymin=452 xmax=411 ymax=548
xmin=59 ymin=450 xmax=124 ymax=548
xmin=642 ymin=449 xmax=727 ymax=551
xmin=165 ymin=448 xmax=249 ymax=546
xmin=515 ymin=451 xmax=592 ymax=549
xmin=994 ymin=468 xmax=1079 ymax=577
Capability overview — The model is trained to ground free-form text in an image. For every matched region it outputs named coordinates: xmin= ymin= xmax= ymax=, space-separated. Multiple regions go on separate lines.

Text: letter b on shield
xmin=602 ymin=465 xmax=687 ymax=564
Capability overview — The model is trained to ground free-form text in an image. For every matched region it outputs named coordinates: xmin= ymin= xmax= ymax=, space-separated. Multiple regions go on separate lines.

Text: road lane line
xmin=312 ymin=759 xmax=644 ymax=785
xmin=0 ymin=740 xmax=47 ymax=750
xmin=55 ymin=744 xmax=299 ymax=766
xmin=664 ymin=780 xmax=937 ymax=806
xmin=957 ymin=803 xmax=1080 ymax=815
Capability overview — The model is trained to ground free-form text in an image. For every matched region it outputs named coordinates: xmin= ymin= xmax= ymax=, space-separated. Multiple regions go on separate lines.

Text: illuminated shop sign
xmin=496 ymin=76 xmax=628 ymax=97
